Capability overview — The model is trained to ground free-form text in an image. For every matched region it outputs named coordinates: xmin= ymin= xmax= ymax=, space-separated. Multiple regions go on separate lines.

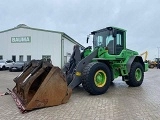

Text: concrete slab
xmin=0 ymin=69 xmax=160 ymax=120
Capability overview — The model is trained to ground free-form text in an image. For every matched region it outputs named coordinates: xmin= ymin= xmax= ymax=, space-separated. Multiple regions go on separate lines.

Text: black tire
xmin=82 ymin=62 xmax=111 ymax=95
xmin=126 ymin=62 xmax=144 ymax=87
xmin=9 ymin=68 xmax=12 ymax=72
xmin=21 ymin=67 xmax=23 ymax=71
xmin=149 ymin=64 xmax=154 ymax=69
xmin=2 ymin=66 xmax=5 ymax=70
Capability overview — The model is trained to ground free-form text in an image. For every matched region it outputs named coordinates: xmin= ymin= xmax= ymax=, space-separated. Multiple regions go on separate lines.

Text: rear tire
xmin=126 ymin=62 xmax=144 ymax=87
xmin=2 ymin=66 xmax=5 ymax=70
xmin=82 ymin=62 xmax=111 ymax=95
xmin=149 ymin=64 xmax=154 ymax=68
xmin=9 ymin=68 xmax=12 ymax=72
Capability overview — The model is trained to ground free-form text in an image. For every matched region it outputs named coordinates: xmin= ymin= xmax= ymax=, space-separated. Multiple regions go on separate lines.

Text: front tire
xmin=82 ymin=62 xmax=111 ymax=95
xmin=9 ymin=68 xmax=12 ymax=72
xmin=2 ymin=66 xmax=5 ymax=70
xmin=126 ymin=62 xmax=144 ymax=87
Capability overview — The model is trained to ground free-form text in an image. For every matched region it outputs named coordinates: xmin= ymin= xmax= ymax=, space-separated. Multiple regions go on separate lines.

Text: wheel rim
xmin=94 ymin=70 xmax=107 ymax=87
xmin=135 ymin=68 xmax=142 ymax=81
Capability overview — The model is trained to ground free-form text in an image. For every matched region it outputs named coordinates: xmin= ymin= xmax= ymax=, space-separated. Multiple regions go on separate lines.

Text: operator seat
xmin=107 ymin=40 xmax=114 ymax=54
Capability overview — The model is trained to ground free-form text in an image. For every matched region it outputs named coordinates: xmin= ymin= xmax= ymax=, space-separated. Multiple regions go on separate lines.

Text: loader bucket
xmin=10 ymin=60 xmax=72 ymax=113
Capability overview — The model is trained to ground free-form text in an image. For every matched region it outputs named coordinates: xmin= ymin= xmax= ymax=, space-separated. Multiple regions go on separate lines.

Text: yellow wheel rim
xmin=94 ymin=70 xmax=107 ymax=87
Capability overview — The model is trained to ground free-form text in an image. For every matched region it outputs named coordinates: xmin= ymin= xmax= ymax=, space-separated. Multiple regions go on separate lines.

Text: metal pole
xmin=158 ymin=47 xmax=160 ymax=69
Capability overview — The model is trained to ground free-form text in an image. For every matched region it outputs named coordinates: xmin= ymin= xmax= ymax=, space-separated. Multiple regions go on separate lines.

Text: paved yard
xmin=0 ymin=69 xmax=160 ymax=120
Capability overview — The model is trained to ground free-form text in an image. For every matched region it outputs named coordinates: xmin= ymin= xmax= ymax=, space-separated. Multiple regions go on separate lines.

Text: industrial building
xmin=0 ymin=24 xmax=84 ymax=68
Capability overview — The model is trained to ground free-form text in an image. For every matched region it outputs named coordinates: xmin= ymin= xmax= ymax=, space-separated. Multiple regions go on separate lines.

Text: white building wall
xmin=0 ymin=28 xmax=62 ymax=67
xmin=0 ymin=26 xmax=84 ymax=68
xmin=63 ymin=37 xmax=76 ymax=62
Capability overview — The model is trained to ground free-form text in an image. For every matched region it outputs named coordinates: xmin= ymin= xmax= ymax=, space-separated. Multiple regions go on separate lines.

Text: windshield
xmin=93 ymin=31 xmax=114 ymax=48
xmin=155 ymin=58 xmax=160 ymax=62
xmin=16 ymin=61 xmax=24 ymax=63
xmin=0 ymin=60 xmax=5 ymax=63
xmin=92 ymin=29 xmax=124 ymax=55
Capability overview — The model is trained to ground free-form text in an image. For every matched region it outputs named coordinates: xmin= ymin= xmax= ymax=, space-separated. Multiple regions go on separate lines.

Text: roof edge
xmin=0 ymin=24 xmax=85 ymax=48
xmin=0 ymin=24 xmax=63 ymax=34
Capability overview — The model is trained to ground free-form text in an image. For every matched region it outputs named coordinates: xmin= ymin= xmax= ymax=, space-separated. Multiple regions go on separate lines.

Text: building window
xmin=0 ymin=55 xmax=3 ymax=60
xmin=12 ymin=55 xmax=16 ymax=62
xmin=27 ymin=55 xmax=31 ymax=62
xmin=19 ymin=55 xmax=23 ymax=61
xmin=42 ymin=55 xmax=51 ymax=63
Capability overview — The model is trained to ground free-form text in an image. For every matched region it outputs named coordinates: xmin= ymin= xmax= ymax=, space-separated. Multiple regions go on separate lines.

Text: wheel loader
xmin=10 ymin=26 xmax=148 ymax=112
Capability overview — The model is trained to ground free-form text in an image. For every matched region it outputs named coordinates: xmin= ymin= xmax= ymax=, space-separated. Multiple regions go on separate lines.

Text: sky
xmin=0 ymin=0 xmax=160 ymax=60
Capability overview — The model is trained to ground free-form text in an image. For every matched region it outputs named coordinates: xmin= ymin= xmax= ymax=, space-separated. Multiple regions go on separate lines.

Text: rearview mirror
xmin=86 ymin=35 xmax=90 ymax=43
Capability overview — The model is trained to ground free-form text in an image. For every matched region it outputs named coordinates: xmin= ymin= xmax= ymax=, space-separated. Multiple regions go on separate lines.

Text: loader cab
xmin=91 ymin=27 xmax=126 ymax=55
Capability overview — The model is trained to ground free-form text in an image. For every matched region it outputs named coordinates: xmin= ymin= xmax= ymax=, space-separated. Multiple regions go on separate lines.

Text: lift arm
xmin=62 ymin=45 xmax=98 ymax=89
xmin=140 ymin=51 xmax=148 ymax=62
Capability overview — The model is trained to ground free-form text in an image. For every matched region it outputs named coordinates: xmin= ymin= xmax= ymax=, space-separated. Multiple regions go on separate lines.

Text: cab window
xmin=115 ymin=31 xmax=124 ymax=54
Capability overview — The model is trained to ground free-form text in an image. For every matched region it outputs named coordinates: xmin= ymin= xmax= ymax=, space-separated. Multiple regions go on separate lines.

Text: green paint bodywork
xmin=144 ymin=63 xmax=148 ymax=71
xmin=82 ymin=27 xmax=148 ymax=80
xmin=83 ymin=49 xmax=92 ymax=58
